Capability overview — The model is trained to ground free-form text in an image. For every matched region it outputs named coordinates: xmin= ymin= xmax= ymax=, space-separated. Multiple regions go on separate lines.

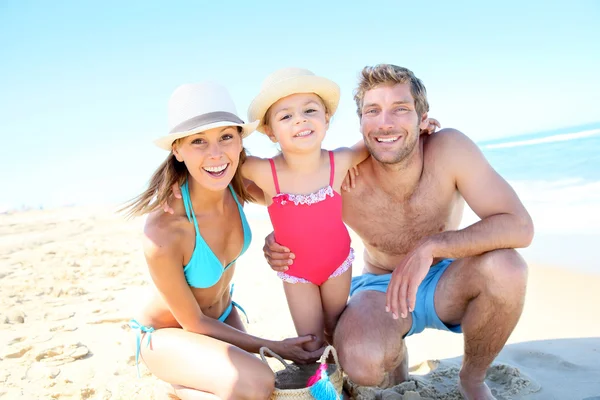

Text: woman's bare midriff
xmin=135 ymin=266 xmax=236 ymax=329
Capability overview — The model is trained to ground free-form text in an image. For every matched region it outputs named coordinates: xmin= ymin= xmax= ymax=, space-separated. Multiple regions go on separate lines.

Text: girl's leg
xmin=136 ymin=327 xmax=274 ymax=400
xmin=283 ymin=281 xmax=325 ymax=352
xmin=320 ymin=267 xmax=352 ymax=343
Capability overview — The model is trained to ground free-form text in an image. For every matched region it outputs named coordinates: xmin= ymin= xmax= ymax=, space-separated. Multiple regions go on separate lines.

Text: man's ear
xmin=418 ymin=112 xmax=429 ymax=130
xmin=264 ymin=125 xmax=278 ymax=143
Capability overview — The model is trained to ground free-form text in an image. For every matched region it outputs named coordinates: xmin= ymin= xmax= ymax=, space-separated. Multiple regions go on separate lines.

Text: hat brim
xmin=154 ymin=119 xmax=259 ymax=151
xmin=247 ymin=76 xmax=340 ymax=134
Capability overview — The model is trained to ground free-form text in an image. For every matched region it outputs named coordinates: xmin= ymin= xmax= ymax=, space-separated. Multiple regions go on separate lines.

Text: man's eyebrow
xmin=362 ymin=102 xmax=379 ymax=109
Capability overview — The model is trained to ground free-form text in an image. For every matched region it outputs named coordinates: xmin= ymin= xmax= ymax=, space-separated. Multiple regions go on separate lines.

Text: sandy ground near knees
xmin=1 ymin=206 xmax=599 ymax=399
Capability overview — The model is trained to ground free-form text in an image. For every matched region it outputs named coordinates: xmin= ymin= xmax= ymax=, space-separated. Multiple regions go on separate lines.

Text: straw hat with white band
xmin=247 ymin=68 xmax=340 ymax=134
xmin=154 ymin=81 xmax=259 ymax=151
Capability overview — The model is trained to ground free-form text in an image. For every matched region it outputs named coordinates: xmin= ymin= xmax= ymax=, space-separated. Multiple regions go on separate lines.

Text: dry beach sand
xmin=0 ymin=206 xmax=599 ymax=399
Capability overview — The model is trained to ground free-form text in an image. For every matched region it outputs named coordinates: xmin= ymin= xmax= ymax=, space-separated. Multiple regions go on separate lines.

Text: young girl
xmin=235 ymin=68 xmax=370 ymax=352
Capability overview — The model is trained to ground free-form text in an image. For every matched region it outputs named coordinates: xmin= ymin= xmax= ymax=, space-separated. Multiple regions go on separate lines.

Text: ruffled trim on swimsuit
xmin=272 ymin=186 xmax=334 ymax=206
xmin=277 ymin=248 xmax=355 ymax=284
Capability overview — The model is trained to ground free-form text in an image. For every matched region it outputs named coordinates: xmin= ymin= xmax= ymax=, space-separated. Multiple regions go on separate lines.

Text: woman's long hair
xmin=121 ymin=129 xmax=253 ymax=218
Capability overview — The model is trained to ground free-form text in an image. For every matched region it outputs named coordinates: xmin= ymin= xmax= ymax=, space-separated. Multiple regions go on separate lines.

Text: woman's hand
xmin=269 ymin=335 xmax=325 ymax=364
xmin=421 ymin=118 xmax=441 ymax=135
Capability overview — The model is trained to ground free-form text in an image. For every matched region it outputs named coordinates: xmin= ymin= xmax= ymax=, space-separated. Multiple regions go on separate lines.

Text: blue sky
xmin=1 ymin=1 xmax=599 ymax=210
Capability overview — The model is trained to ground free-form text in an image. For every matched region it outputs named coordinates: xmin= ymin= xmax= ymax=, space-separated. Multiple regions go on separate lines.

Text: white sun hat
xmin=154 ymin=81 xmax=259 ymax=151
xmin=247 ymin=67 xmax=340 ymax=134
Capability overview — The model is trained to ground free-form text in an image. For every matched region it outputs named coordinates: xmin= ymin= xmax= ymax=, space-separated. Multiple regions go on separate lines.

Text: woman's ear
xmin=172 ymin=142 xmax=183 ymax=162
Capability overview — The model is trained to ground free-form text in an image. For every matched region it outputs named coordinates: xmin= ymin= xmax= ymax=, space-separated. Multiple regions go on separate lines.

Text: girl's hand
xmin=162 ymin=183 xmax=182 ymax=214
xmin=421 ymin=118 xmax=441 ymax=135
xmin=342 ymin=165 xmax=359 ymax=192
xmin=271 ymin=335 xmax=325 ymax=364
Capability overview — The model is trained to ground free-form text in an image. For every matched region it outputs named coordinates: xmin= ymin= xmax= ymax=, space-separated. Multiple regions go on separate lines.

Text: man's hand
xmin=270 ymin=335 xmax=325 ymax=364
xmin=421 ymin=118 xmax=441 ymax=135
xmin=162 ymin=183 xmax=182 ymax=214
xmin=386 ymin=242 xmax=434 ymax=320
xmin=263 ymin=232 xmax=295 ymax=272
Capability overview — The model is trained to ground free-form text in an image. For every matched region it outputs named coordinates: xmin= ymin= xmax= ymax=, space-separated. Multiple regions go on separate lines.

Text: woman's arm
xmin=142 ymin=220 xmax=321 ymax=362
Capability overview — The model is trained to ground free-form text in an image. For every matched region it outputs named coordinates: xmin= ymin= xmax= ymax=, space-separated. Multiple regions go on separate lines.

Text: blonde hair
xmin=121 ymin=129 xmax=254 ymax=218
xmin=353 ymin=64 xmax=429 ymax=119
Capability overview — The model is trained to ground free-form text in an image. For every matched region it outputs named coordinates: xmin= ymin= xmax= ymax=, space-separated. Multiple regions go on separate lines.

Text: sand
xmin=1 ymin=206 xmax=599 ymax=399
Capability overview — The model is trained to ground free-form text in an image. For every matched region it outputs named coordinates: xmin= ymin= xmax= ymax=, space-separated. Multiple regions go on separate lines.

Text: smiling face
xmin=360 ymin=83 xmax=429 ymax=164
xmin=264 ymin=93 xmax=329 ymax=153
xmin=172 ymin=125 xmax=242 ymax=192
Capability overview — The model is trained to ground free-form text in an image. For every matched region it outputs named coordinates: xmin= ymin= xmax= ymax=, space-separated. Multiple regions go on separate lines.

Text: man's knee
xmin=477 ymin=249 xmax=528 ymax=294
xmin=337 ymin=339 xmax=388 ymax=387
xmin=335 ymin=327 xmax=404 ymax=387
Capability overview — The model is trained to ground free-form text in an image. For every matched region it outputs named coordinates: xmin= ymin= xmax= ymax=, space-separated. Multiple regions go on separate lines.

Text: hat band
xmin=170 ymin=111 xmax=244 ymax=134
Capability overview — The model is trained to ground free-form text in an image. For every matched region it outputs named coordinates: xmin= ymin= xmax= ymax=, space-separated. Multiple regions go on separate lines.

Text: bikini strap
xmin=328 ymin=151 xmax=335 ymax=187
xmin=228 ymin=184 xmax=242 ymax=207
xmin=268 ymin=158 xmax=281 ymax=194
xmin=181 ymin=181 xmax=201 ymax=233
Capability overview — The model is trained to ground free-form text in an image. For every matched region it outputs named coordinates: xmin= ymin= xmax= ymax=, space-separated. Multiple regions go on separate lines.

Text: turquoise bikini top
xmin=180 ymin=181 xmax=252 ymax=289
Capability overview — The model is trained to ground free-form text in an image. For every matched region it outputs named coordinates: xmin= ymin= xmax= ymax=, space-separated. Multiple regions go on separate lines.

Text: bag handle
xmin=259 ymin=347 xmax=299 ymax=372
xmin=259 ymin=345 xmax=342 ymax=372
xmin=319 ymin=345 xmax=342 ymax=372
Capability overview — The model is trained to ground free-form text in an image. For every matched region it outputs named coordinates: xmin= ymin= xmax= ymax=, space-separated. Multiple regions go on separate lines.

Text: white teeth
xmin=376 ymin=137 xmax=398 ymax=143
xmin=295 ymin=130 xmax=312 ymax=137
xmin=203 ymin=164 xmax=228 ymax=172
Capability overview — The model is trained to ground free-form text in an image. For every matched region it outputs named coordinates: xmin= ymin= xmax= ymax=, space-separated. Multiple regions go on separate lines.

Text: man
xmin=263 ymin=64 xmax=533 ymax=400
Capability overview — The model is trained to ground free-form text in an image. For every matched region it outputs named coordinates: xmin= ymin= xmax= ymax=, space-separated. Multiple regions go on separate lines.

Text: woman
xmin=122 ymin=82 xmax=323 ymax=400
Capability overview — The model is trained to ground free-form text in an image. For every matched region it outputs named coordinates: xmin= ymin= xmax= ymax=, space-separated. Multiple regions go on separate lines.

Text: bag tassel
xmin=307 ymin=363 xmax=339 ymax=400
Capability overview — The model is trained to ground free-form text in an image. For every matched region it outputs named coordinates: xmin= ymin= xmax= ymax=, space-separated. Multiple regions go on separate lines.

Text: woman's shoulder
xmin=142 ymin=210 xmax=189 ymax=262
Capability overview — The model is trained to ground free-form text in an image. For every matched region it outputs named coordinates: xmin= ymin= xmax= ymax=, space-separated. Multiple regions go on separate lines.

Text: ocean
xmin=474 ymin=123 xmax=600 ymax=272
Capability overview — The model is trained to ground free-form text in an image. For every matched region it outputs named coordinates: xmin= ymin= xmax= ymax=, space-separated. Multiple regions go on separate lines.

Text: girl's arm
xmin=241 ymin=156 xmax=275 ymax=206
xmin=142 ymin=221 xmax=320 ymax=361
xmin=332 ymin=140 xmax=370 ymax=178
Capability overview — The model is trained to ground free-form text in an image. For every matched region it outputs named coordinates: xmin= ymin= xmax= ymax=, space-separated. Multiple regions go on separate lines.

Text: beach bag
xmin=259 ymin=345 xmax=344 ymax=400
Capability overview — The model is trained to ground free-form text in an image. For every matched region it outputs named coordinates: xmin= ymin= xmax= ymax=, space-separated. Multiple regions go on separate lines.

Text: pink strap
xmin=328 ymin=151 xmax=335 ymax=186
xmin=269 ymin=158 xmax=281 ymax=194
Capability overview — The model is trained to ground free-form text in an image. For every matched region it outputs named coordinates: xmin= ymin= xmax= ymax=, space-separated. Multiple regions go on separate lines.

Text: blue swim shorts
xmin=349 ymin=259 xmax=462 ymax=337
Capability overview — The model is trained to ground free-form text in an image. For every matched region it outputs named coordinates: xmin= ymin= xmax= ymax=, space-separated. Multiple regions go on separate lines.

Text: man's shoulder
xmin=424 ymin=128 xmax=479 ymax=159
xmin=424 ymin=128 xmax=470 ymax=147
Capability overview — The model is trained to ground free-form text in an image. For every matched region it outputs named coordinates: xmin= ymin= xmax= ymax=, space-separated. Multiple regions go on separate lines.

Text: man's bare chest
xmin=342 ymin=182 xmax=463 ymax=256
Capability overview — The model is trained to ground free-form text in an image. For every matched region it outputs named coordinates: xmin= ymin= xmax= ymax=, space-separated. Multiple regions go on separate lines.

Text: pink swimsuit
xmin=267 ymin=151 xmax=354 ymax=286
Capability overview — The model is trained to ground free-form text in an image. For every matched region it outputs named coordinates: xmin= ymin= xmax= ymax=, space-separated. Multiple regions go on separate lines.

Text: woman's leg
xmin=320 ymin=267 xmax=352 ymax=344
xmin=283 ymin=281 xmax=325 ymax=352
xmin=136 ymin=327 xmax=274 ymax=400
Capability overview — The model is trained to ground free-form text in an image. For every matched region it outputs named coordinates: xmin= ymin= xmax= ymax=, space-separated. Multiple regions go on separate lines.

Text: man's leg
xmin=333 ymin=289 xmax=412 ymax=388
xmin=435 ymin=249 xmax=528 ymax=400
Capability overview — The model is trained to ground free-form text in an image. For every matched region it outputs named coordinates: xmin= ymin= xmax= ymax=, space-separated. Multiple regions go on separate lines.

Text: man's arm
xmin=386 ymin=129 xmax=534 ymax=320
xmin=424 ymin=129 xmax=534 ymax=258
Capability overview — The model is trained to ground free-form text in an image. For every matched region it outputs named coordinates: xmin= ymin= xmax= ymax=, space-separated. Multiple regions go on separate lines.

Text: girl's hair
xmin=121 ymin=128 xmax=254 ymax=218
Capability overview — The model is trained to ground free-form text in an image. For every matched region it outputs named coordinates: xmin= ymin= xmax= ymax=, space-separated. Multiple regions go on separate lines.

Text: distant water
xmin=471 ymin=123 xmax=600 ymax=272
